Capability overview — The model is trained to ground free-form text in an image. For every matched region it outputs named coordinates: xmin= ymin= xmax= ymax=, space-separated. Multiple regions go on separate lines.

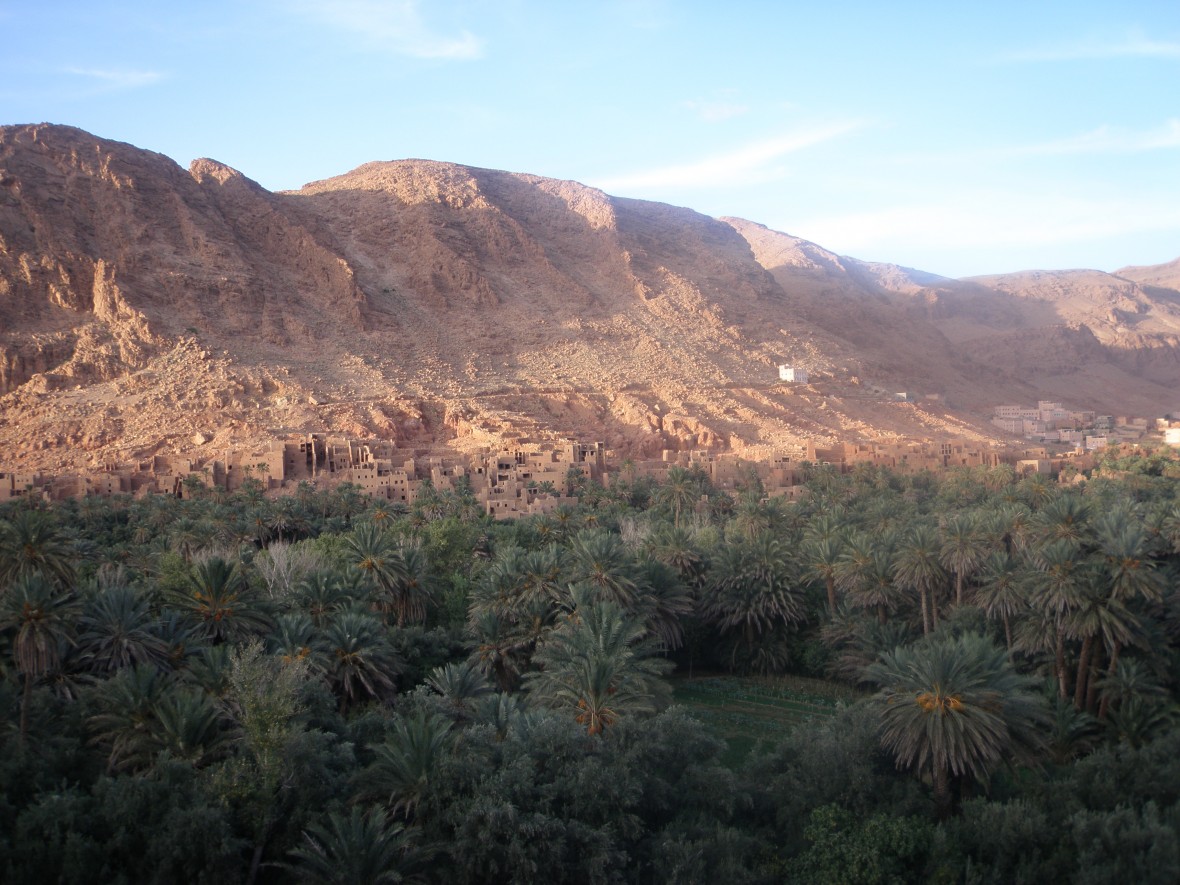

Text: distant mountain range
xmin=2 ymin=123 xmax=1179 ymax=473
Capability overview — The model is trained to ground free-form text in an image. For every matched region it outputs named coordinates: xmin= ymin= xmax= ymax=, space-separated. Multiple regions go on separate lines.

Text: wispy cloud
xmin=64 ymin=67 xmax=164 ymax=91
xmin=594 ymin=122 xmax=863 ymax=192
xmin=1001 ymin=31 xmax=1180 ymax=62
xmin=681 ymin=99 xmax=750 ymax=123
xmin=291 ymin=0 xmax=484 ymax=59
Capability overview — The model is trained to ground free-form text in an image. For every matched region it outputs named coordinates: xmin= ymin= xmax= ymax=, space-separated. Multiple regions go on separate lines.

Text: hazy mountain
xmin=2 ymin=123 xmax=1178 ymax=472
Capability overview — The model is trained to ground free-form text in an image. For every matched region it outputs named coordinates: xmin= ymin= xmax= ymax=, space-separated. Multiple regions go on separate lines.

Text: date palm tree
xmin=972 ymin=552 xmax=1028 ymax=654
xmin=867 ymin=632 xmax=1049 ymax=818
xmin=0 ymin=509 xmax=76 ymax=587
xmin=1 ymin=573 xmax=80 ymax=741
xmin=297 ymin=569 xmax=360 ymax=628
xmin=633 ymin=557 xmax=694 ymax=651
xmin=654 ymin=466 xmax=700 ymax=528
xmin=178 ymin=555 xmax=272 ymax=644
xmin=939 ymin=513 xmax=988 ymax=606
xmin=567 ymin=529 xmax=643 ymax=610
xmin=804 ymin=534 xmax=846 ymax=618
xmin=425 ymin=660 xmax=492 ymax=720
xmin=645 ymin=525 xmax=708 ymax=589
xmin=1027 ymin=539 xmax=1095 ymax=700
xmin=701 ymin=532 xmax=806 ymax=671
xmin=76 ymin=582 xmax=168 ymax=674
xmin=892 ymin=523 xmax=948 ymax=635
xmin=1093 ymin=514 xmax=1164 ymax=718
xmin=316 ymin=610 xmax=399 ymax=711
xmin=525 ymin=592 xmax=672 ymax=736
xmin=282 ymin=805 xmax=431 ymax=884
xmin=835 ymin=532 xmax=905 ymax=625
xmin=381 ymin=543 xmax=435 ymax=629
xmin=86 ymin=663 xmax=170 ymax=773
xmin=362 ymin=710 xmax=455 ymax=818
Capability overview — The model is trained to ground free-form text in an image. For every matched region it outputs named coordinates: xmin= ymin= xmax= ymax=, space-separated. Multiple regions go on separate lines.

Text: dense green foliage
xmin=3 ymin=451 xmax=1180 ymax=882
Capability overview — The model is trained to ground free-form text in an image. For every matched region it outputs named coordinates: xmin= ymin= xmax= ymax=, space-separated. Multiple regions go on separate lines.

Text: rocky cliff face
xmin=2 ymin=123 xmax=1179 ymax=473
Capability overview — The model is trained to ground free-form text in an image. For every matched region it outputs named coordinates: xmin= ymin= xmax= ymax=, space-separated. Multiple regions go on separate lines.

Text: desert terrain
xmin=2 ymin=124 xmax=1179 ymax=473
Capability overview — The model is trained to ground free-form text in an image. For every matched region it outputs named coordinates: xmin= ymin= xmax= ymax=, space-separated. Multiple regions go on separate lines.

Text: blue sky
xmin=2 ymin=0 xmax=1178 ymax=278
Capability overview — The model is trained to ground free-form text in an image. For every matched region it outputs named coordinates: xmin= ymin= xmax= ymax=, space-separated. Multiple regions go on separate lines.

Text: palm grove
xmin=3 ymin=449 xmax=1180 ymax=883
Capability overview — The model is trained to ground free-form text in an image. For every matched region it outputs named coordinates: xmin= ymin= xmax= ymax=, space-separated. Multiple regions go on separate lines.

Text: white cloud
xmin=1001 ymin=32 xmax=1180 ymax=62
xmin=593 ymin=122 xmax=863 ymax=192
xmin=1013 ymin=120 xmax=1180 ymax=155
xmin=291 ymin=0 xmax=484 ymax=59
xmin=681 ymin=100 xmax=750 ymax=123
xmin=64 ymin=67 xmax=164 ymax=91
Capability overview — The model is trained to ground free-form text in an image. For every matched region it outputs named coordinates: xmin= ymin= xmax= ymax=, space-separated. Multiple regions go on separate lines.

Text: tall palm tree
xmin=347 ymin=522 xmax=408 ymax=606
xmin=297 ymin=570 xmax=359 ymax=628
xmin=0 ymin=509 xmax=77 ymax=587
xmin=282 ymin=805 xmax=431 ymax=885
xmin=1093 ymin=514 xmax=1164 ymax=718
xmin=1027 ymin=540 xmax=1095 ymax=699
xmin=654 ymin=466 xmax=700 ymax=528
xmin=425 ymin=660 xmax=492 ymax=720
xmin=149 ymin=685 xmax=232 ymax=767
xmin=867 ymin=632 xmax=1049 ymax=818
xmin=645 ymin=524 xmax=708 ymax=589
xmin=380 ymin=544 xmax=435 ymax=629
xmin=1033 ymin=494 xmax=1091 ymax=547
xmin=938 ymin=513 xmax=989 ymax=606
xmin=178 ymin=555 xmax=272 ymax=644
xmin=566 ymin=529 xmax=643 ymax=610
xmin=803 ymin=534 xmax=846 ymax=618
xmin=1065 ymin=587 xmax=1137 ymax=712
xmin=76 ymin=582 xmax=168 ymax=674
xmin=701 ymin=532 xmax=806 ymax=671
xmin=838 ymin=537 xmax=906 ymax=625
xmin=316 ymin=610 xmax=399 ymax=711
xmin=268 ymin=612 xmax=319 ymax=666
xmin=633 ymin=557 xmax=694 ymax=651
xmin=892 ymin=524 xmax=948 ymax=635
xmin=972 ymin=552 xmax=1028 ymax=654
xmin=86 ymin=663 xmax=170 ymax=773
xmin=516 ymin=545 xmax=569 ymax=608
xmin=0 ymin=573 xmax=80 ymax=741
xmin=525 ymin=593 xmax=672 ymax=736
xmin=362 ymin=710 xmax=455 ymax=818
xmin=466 ymin=609 xmax=526 ymax=692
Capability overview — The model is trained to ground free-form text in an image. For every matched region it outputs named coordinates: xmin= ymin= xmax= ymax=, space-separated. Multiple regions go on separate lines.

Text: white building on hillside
xmin=778 ymin=365 xmax=808 ymax=383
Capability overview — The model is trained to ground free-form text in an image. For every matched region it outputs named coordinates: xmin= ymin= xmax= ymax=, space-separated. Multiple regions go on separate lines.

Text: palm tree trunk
xmin=930 ymin=586 xmax=940 ymax=631
xmin=1055 ymin=627 xmax=1069 ymax=700
xmin=932 ymin=765 xmax=953 ymax=820
xmin=826 ymin=576 xmax=837 ymax=617
xmin=877 ymin=603 xmax=887 ymax=625
xmin=20 ymin=671 xmax=33 ymax=744
xmin=1099 ymin=641 xmax=1122 ymax=719
xmin=955 ymin=572 xmax=963 ymax=607
xmin=247 ymin=843 xmax=265 ymax=885
xmin=1002 ymin=612 xmax=1013 ymax=657
xmin=1074 ymin=635 xmax=1094 ymax=709
xmin=1086 ymin=646 xmax=1104 ymax=714
xmin=920 ymin=587 xmax=931 ymax=635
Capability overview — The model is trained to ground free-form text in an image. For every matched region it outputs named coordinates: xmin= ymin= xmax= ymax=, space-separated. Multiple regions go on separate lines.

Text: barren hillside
xmin=2 ymin=124 xmax=1179 ymax=473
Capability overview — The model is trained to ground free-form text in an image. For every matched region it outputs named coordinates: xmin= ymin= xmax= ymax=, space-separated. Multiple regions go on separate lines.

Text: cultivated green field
xmin=672 ymin=674 xmax=863 ymax=766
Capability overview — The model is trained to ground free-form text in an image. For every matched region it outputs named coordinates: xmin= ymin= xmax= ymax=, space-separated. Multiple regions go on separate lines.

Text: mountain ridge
xmin=2 ymin=123 xmax=1179 ymax=474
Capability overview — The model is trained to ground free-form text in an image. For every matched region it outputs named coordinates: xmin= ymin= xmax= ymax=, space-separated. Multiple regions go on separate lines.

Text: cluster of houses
xmin=0 ymin=426 xmax=1119 ymax=518
xmin=992 ymin=401 xmax=1180 ymax=450
xmin=0 ymin=436 xmax=605 ymax=518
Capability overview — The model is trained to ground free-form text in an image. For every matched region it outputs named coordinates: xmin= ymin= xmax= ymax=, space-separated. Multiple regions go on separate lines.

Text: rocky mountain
xmin=2 ymin=123 xmax=1179 ymax=473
